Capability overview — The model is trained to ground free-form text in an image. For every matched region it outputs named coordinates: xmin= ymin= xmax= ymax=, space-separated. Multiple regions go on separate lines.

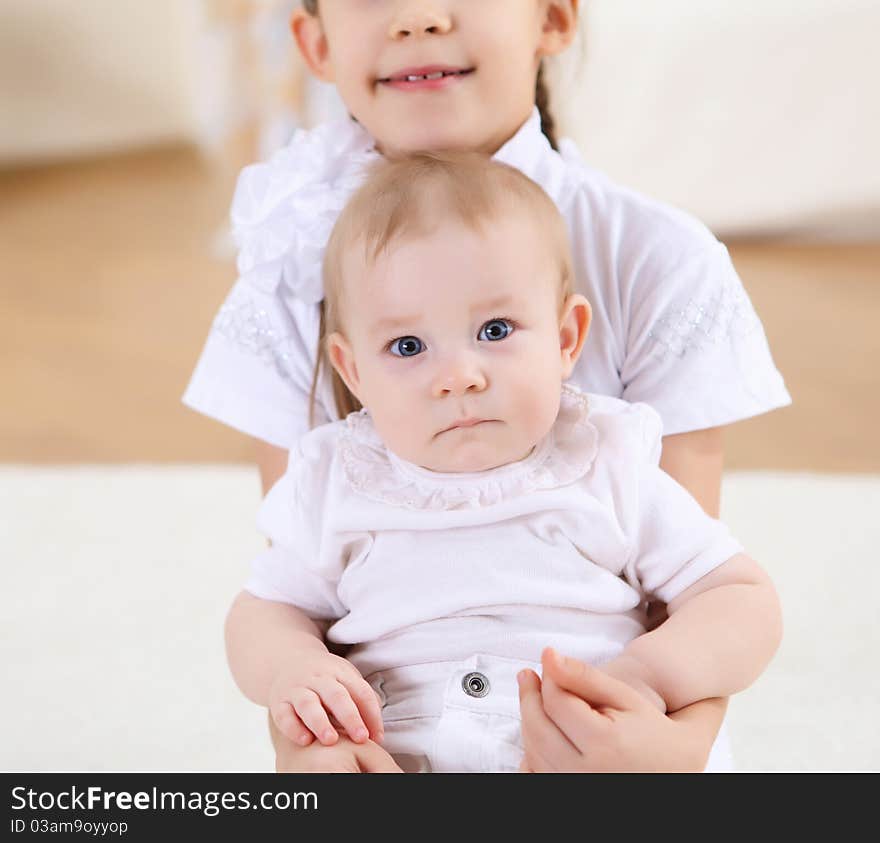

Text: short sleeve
xmin=243 ymin=434 xmax=347 ymax=621
xmin=622 ymin=410 xmax=744 ymax=603
xmin=620 ymin=240 xmax=791 ymax=434
xmin=182 ymin=280 xmax=332 ymax=449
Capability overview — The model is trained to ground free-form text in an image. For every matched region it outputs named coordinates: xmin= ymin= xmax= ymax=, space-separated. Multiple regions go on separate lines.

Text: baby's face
xmin=328 ymin=215 xmax=588 ymax=473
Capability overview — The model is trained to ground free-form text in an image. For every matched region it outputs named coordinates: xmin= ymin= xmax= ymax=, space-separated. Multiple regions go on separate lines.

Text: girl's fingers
xmin=541 ymin=648 xmax=645 ymax=711
xmin=517 ymin=669 xmax=582 ymax=772
xmin=270 ymin=701 xmax=314 ymax=747
xmin=290 ymin=688 xmax=338 ymax=746
xmin=353 ymin=742 xmax=404 ymax=773
xmin=340 ymin=675 xmax=385 ymax=743
xmin=540 ymin=674 xmax=610 ymax=752
xmin=312 ymin=677 xmax=369 ymax=744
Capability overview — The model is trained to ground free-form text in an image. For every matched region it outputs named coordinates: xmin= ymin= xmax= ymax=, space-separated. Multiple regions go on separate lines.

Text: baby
xmin=226 ymin=153 xmax=783 ymax=772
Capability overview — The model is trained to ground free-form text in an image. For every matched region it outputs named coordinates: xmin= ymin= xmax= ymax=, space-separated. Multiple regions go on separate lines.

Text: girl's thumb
xmin=541 ymin=648 xmax=641 ymax=710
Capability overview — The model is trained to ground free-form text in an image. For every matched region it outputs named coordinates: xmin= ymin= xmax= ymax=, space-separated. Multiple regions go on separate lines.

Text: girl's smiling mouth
xmin=377 ymin=66 xmax=475 ymax=91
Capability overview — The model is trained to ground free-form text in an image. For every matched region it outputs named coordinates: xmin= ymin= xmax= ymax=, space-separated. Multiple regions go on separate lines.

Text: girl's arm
xmin=255 ymin=440 xmax=289 ymax=496
xmin=659 ymin=426 xmax=724 ymax=518
xmin=519 ymin=649 xmax=729 ymax=772
xmin=269 ymin=712 xmax=402 ymax=773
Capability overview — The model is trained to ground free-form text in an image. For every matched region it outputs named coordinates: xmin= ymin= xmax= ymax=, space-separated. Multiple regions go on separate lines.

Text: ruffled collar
xmin=228 ymin=108 xmax=558 ymax=307
xmin=231 ymin=117 xmax=380 ymax=305
xmin=338 ymin=385 xmax=598 ymax=511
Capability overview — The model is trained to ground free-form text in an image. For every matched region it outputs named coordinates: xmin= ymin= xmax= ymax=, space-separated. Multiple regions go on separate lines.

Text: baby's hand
xmin=268 ymin=651 xmax=383 ymax=748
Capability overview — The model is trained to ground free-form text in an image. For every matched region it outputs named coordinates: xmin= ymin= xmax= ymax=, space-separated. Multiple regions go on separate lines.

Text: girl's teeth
xmin=404 ymin=71 xmax=456 ymax=82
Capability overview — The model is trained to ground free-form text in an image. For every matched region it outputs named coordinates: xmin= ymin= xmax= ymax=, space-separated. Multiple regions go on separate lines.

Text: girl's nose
xmin=389 ymin=2 xmax=453 ymax=39
xmin=431 ymin=356 xmax=488 ymax=398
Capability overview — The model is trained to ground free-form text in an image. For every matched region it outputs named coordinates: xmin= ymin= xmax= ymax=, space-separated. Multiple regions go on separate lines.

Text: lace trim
xmin=648 ymin=270 xmax=761 ymax=361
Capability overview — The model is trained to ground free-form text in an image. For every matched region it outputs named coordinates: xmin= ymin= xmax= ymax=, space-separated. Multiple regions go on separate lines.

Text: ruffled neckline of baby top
xmin=230 ymin=116 xmax=381 ymax=305
xmin=338 ymin=385 xmax=599 ymax=512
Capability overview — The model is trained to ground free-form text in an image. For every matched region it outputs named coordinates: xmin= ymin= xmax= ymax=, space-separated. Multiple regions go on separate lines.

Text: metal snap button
xmin=462 ymin=671 xmax=490 ymax=698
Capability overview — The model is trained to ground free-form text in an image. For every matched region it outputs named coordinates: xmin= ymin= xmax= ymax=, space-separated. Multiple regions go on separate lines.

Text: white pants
xmin=367 ymin=654 xmax=734 ymax=773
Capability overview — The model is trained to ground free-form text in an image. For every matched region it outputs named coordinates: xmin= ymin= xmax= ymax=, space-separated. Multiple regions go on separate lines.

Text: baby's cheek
xmin=512 ymin=378 xmax=563 ymax=442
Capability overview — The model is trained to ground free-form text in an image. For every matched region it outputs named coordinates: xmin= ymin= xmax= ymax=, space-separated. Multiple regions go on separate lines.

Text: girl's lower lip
xmin=380 ymin=71 xmax=472 ymax=92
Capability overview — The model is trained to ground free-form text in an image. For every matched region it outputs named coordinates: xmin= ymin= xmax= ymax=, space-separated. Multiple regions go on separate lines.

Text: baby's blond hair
xmin=311 ymin=152 xmax=574 ymax=424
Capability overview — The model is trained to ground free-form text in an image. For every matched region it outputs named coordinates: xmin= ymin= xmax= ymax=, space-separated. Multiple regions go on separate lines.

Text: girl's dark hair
xmin=301 ymin=0 xmax=560 ymax=422
xmin=534 ymin=64 xmax=559 ymax=150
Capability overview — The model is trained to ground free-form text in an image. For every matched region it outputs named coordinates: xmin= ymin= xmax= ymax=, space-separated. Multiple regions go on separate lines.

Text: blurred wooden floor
xmin=2 ymin=145 xmax=879 ymax=471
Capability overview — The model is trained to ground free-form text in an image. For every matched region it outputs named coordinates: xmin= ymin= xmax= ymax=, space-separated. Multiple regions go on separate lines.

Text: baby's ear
xmin=326 ymin=332 xmax=362 ymax=400
xmin=291 ymin=7 xmax=335 ymax=83
xmin=559 ymin=294 xmax=591 ymax=378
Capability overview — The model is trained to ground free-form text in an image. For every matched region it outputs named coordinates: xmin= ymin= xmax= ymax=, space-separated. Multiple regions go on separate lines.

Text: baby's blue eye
xmin=478 ymin=319 xmax=514 ymax=342
xmin=389 ymin=336 xmax=424 ymax=357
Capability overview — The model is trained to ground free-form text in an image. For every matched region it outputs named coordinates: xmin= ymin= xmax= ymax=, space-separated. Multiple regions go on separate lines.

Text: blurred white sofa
xmin=0 ymin=0 xmax=200 ymax=163
xmin=547 ymin=0 xmax=880 ymax=237
xmin=2 ymin=0 xmax=878 ymax=237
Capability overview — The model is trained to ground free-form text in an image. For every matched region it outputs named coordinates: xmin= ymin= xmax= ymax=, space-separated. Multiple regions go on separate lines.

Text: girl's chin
xmin=374 ymin=115 xmax=482 ymax=155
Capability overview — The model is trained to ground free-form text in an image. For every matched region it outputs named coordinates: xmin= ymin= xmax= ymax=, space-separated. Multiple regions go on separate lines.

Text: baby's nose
xmin=431 ymin=356 xmax=487 ymax=397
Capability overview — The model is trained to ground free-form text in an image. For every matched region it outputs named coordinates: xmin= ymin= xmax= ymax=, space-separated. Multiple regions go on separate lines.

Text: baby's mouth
xmin=437 ymin=418 xmax=495 ymax=436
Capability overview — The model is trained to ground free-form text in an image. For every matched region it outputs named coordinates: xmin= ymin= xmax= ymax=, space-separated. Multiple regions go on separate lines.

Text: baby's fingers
xmin=289 ymin=688 xmax=338 ymax=746
xmin=341 ymin=676 xmax=385 ymax=743
xmin=270 ymin=701 xmax=315 ymax=747
xmin=311 ymin=678 xmax=370 ymax=744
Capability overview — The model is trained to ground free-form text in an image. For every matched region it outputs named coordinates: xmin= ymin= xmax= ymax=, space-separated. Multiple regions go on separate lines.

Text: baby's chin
xmin=418 ymin=441 xmax=533 ymax=475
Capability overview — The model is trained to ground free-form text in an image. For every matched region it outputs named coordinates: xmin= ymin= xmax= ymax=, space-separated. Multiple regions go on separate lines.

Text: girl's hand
xmin=268 ymin=651 xmax=384 ymax=748
xmin=517 ymin=648 xmax=720 ymax=772
xmin=274 ymin=734 xmax=403 ymax=774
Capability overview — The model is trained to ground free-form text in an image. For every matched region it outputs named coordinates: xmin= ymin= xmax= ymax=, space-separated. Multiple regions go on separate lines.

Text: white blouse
xmin=245 ymin=387 xmax=744 ymax=680
xmin=184 ymin=108 xmax=790 ymax=448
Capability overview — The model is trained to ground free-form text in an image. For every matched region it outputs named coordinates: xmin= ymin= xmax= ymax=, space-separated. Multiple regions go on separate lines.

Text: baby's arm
xmin=600 ymin=552 xmax=783 ymax=713
xmin=225 ymin=590 xmax=384 ymax=746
